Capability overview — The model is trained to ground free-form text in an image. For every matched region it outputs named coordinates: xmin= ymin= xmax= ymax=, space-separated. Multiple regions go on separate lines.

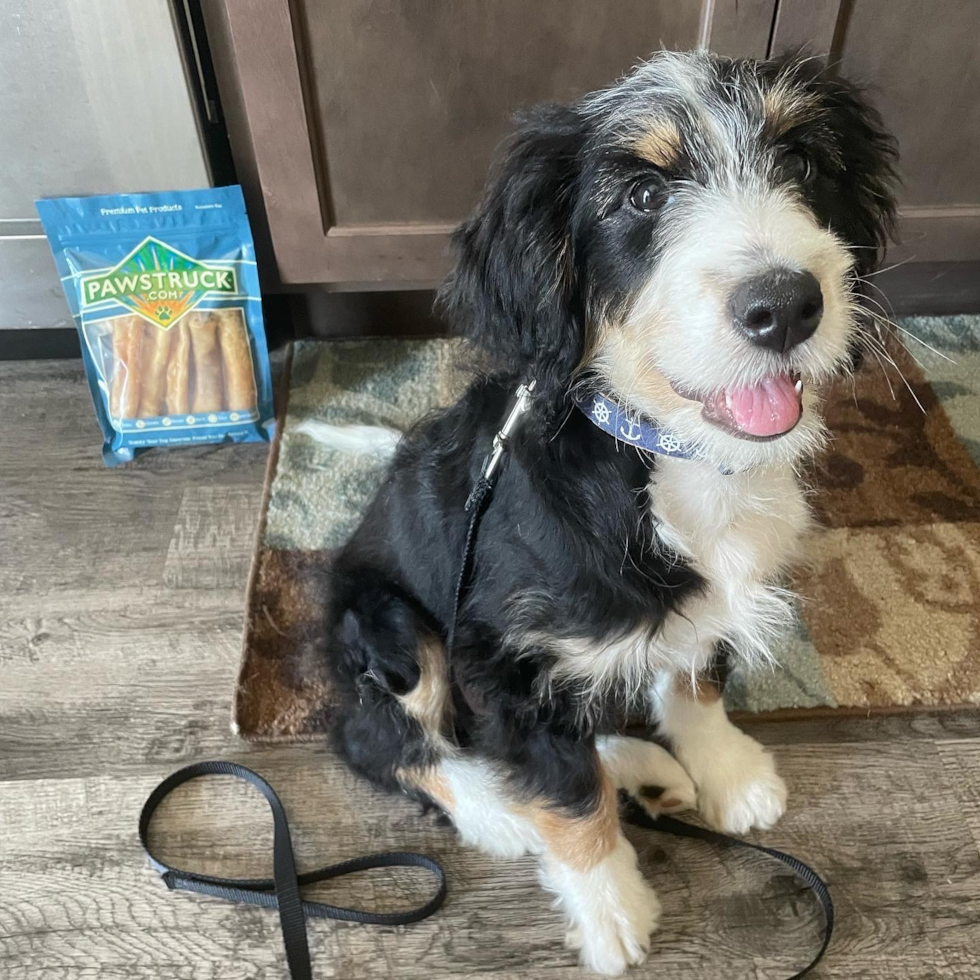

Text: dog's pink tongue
xmin=726 ymin=374 xmax=801 ymax=437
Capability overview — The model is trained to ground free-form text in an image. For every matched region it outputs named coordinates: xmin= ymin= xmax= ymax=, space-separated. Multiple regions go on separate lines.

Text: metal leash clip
xmin=465 ymin=380 xmax=536 ymax=512
xmin=483 ymin=380 xmax=537 ymax=478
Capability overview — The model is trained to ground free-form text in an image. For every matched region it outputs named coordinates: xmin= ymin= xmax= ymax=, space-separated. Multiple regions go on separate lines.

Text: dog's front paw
xmin=689 ymin=730 xmax=786 ymax=835
xmin=543 ymin=834 xmax=660 ymax=975
xmin=564 ymin=878 xmax=660 ymax=976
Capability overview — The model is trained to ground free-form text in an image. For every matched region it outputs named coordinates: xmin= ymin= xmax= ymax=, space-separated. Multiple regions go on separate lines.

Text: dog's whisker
xmin=855 ymin=283 xmax=955 ymax=367
xmin=861 ymin=331 xmax=927 ymax=414
xmin=890 ymin=324 xmax=956 ymax=363
xmin=869 ymin=317 xmax=929 ymax=373
xmin=859 ymin=255 xmax=916 ymax=278
xmin=865 ymin=309 xmax=957 ymax=365
xmin=860 ymin=339 xmax=898 ymax=401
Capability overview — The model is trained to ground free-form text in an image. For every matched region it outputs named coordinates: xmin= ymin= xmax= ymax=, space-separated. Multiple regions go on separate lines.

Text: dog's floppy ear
xmin=819 ymin=74 xmax=899 ymax=278
xmin=809 ymin=70 xmax=899 ymax=371
xmin=437 ymin=103 xmax=587 ymax=398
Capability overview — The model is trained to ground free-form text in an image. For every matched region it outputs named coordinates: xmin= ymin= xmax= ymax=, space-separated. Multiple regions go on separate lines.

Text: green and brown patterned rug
xmin=234 ymin=319 xmax=980 ymax=741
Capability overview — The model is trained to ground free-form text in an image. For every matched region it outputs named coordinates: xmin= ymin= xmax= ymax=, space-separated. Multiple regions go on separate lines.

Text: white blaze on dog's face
xmin=602 ymin=181 xmax=852 ymax=467
xmin=578 ymin=52 xmax=896 ymax=470
xmin=439 ymin=51 xmax=896 ymax=468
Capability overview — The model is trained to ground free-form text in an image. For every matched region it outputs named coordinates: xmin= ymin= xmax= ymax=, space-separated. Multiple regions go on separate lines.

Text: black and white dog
xmin=325 ymin=51 xmax=897 ymax=974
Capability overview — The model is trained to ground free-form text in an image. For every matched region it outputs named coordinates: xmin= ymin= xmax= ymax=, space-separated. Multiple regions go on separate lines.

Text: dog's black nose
xmin=729 ymin=269 xmax=823 ymax=353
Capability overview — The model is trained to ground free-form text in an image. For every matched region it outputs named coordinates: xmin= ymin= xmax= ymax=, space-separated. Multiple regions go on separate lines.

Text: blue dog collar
xmin=571 ymin=390 xmax=697 ymax=461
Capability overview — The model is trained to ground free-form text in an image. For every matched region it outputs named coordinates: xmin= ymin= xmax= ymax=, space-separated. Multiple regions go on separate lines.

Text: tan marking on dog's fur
xmin=397 ymin=765 xmax=456 ymax=811
xmin=578 ymin=314 xmax=686 ymax=435
xmin=530 ymin=772 xmax=618 ymax=872
xmin=396 ymin=635 xmax=452 ymax=748
xmin=594 ymin=325 xmax=691 ymax=418
xmin=634 ymin=119 xmax=681 ymax=168
xmin=763 ymin=80 xmax=819 ymax=136
xmin=675 ymin=672 xmax=723 ymax=704
xmin=696 ymin=675 xmax=723 ymax=702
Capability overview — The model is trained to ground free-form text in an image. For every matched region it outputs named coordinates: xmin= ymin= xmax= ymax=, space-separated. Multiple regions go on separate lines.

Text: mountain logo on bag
xmin=79 ymin=237 xmax=238 ymax=329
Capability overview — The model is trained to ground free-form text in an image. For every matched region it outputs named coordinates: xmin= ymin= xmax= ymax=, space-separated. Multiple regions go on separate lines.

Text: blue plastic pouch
xmin=36 ymin=186 xmax=274 ymax=466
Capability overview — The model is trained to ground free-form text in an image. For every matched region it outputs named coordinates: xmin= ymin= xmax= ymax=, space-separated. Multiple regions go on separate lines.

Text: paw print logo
xmin=591 ymin=397 xmax=611 ymax=426
xmin=156 ymin=305 xmax=173 ymax=323
xmin=657 ymin=432 xmax=683 ymax=455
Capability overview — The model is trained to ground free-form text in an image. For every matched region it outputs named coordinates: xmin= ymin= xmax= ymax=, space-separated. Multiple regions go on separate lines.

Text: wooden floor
xmin=2 ymin=358 xmax=979 ymax=980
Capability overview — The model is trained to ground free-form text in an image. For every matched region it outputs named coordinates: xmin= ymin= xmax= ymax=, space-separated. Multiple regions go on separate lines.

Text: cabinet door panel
xmin=839 ymin=0 xmax=980 ymax=262
xmin=838 ymin=0 xmax=980 ymax=209
xmin=205 ymin=0 xmax=774 ymax=286
xmin=772 ymin=0 xmax=980 ymax=264
xmin=297 ymin=0 xmax=702 ymax=226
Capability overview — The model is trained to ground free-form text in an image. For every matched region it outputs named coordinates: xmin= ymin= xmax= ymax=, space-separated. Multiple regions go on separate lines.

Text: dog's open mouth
xmin=673 ymin=373 xmax=804 ymax=440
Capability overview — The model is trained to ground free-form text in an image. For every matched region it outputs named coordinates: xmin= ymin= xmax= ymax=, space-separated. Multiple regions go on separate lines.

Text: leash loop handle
xmin=142 ymin=379 xmax=832 ymax=980
xmin=140 ymin=761 xmax=447 ymax=980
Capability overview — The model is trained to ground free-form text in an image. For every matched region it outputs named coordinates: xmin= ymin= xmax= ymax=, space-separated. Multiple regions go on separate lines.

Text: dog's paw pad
xmin=640 ymin=781 xmax=697 ymax=815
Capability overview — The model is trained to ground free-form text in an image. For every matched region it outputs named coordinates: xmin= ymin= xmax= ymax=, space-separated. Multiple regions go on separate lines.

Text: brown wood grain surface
xmin=1 ymin=359 xmax=979 ymax=978
xmin=203 ymin=0 xmax=778 ymax=287
xmin=202 ymin=0 xmax=980 ymax=290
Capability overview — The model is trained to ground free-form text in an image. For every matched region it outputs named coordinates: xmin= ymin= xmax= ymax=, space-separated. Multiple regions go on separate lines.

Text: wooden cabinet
xmin=204 ymin=0 xmax=980 ymax=303
xmin=772 ymin=0 xmax=980 ymax=268
xmin=202 ymin=0 xmax=775 ymax=287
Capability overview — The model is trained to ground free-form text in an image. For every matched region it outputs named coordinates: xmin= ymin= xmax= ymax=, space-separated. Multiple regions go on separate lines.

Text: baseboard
xmin=874 ymin=261 xmax=980 ymax=316
xmin=1 ymin=329 xmax=81 ymax=360
xmin=5 ymin=262 xmax=979 ymax=360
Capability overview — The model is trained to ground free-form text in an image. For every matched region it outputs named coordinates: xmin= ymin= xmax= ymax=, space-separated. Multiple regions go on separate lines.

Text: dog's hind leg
xmin=399 ymin=756 xmax=543 ymax=860
xmin=402 ymin=745 xmax=659 ymax=976
xmin=596 ymin=734 xmax=697 ymax=817
xmin=329 ymin=582 xmax=540 ymax=862
xmin=331 ymin=588 xmax=538 ymax=862
xmin=332 ymin=597 xmax=657 ymax=973
xmin=330 ymin=586 xmax=455 ymax=799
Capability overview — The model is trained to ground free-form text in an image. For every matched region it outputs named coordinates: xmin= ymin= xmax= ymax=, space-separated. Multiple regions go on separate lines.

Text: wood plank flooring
xmin=1 ymin=359 xmax=978 ymax=979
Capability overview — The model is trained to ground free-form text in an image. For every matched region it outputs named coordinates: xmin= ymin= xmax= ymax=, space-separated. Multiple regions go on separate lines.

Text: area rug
xmin=233 ymin=318 xmax=980 ymax=742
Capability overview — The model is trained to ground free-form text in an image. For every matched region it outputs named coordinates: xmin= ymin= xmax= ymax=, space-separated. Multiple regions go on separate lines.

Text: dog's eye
xmin=628 ymin=178 xmax=664 ymax=213
xmin=780 ymin=149 xmax=814 ymax=184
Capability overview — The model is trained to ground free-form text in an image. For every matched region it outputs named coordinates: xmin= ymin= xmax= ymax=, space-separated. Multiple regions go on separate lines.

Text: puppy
xmin=325 ymin=50 xmax=897 ymax=974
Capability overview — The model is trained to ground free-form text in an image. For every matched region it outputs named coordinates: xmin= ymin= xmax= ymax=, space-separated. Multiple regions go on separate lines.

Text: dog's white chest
xmin=649 ymin=458 xmax=811 ymax=669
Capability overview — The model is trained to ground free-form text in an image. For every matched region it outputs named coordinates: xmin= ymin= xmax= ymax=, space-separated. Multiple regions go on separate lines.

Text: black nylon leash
xmin=141 ymin=383 xmax=833 ymax=979
xmin=446 ymin=475 xmax=493 ymax=652
xmin=446 ymin=379 xmax=536 ymax=652
xmin=139 ymin=764 xmax=832 ymax=980
xmin=621 ymin=799 xmax=834 ymax=979
xmin=139 ymin=761 xmax=447 ymax=980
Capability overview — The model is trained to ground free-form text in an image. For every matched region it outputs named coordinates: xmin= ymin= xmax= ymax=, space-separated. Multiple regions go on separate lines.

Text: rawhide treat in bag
xmin=36 ymin=186 xmax=274 ymax=466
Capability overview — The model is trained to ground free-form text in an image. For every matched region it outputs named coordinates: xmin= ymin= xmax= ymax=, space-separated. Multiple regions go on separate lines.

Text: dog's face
xmin=441 ymin=51 xmax=898 ymax=470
